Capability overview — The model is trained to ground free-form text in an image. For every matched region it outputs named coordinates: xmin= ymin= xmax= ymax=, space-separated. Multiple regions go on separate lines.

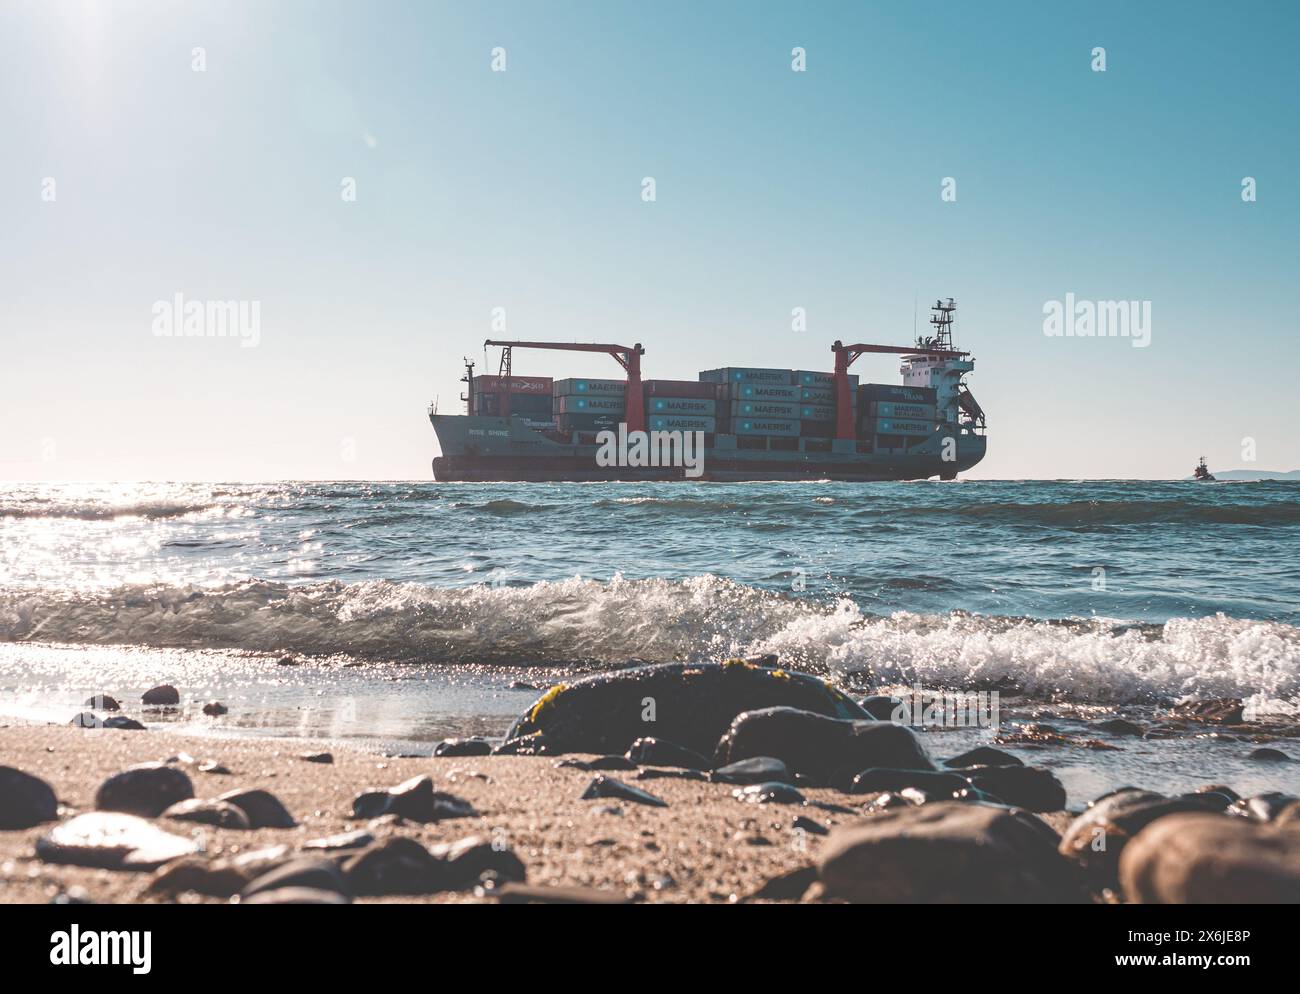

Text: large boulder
xmin=0 ymin=766 xmax=58 ymax=829
xmin=818 ymin=803 xmax=1082 ymax=903
xmin=1120 ymin=814 xmax=1300 ymax=903
xmin=504 ymin=660 xmax=867 ymax=755
xmin=714 ymin=707 xmax=932 ymax=784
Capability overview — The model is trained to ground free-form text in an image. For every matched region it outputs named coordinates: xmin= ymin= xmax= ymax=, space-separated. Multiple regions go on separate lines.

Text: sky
xmin=2 ymin=0 xmax=1297 ymax=481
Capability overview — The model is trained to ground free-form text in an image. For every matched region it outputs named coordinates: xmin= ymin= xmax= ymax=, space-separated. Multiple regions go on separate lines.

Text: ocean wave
xmin=877 ymin=500 xmax=1300 ymax=526
xmin=0 ymin=500 xmax=217 ymax=521
xmin=1 ymin=576 xmax=1296 ymax=706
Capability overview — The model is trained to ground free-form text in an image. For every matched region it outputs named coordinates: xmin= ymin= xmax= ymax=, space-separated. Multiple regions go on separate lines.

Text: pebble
xmin=1248 ymin=747 xmax=1291 ymax=762
xmin=555 ymin=755 xmax=637 ymax=771
xmin=84 ymin=694 xmax=121 ymax=711
xmin=580 ymin=775 xmax=668 ymax=808
xmin=0 ymin=765 xmax=58 ymax=829
xmin=962 ymin=765 xmax=1067 ymax=812
xmin=343 ymin=837 xmax=444 ymax=896
xmin=433 ymin=737 xmax=493 ymax=757
xmin=36 ymin=812 xmax=199 ymax=870
xmin=197 ymin=761 xmax=231 ymax=775
xmin=215 ymin=788 xmax=296 ymax=828
xmin=162 ymin=798 xmax=251 ymax=829
xmin=942 ymin=746 xmax=1023 ymax=769
xmin=95 ymin=762 xmax=195 ymax=818
xmin=1093 ymin=718 xmax=1146 ymax=736
xmin=202 ymin=702 xmax=228 ymax=716
xmin=303 ymin=829 xmax=374 ymax=851
xmin=430 ymin=835 xmax=528 ymax=889
xmin=299 ymin=752 xmax=334 ymax=764
xmin=71 ymin=712 xmax=145 ymax=730
xmin=625 ymin=737 xmax=712 ymax=770
xmin=241 ymin=857 xmax=349 ymax=899
xmin=733 ymin=782 xmax=806 ymax=805
xmin=242 ymin=887 xmax=349 ymax=905
xmin=792 ymin=815 xmax=829 ymax=836
xmin=350 ymin=775 xmax=476 ymax=823
xmin=141 ymin=684 xmax=180 ymax=707
xmin=148 ymin=858 xmax=249 ymax=897
xmin=710 ymin=756 xmax=793 ymax=786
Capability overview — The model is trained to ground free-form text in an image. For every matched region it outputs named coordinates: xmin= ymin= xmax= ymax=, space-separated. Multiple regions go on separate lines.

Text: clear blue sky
xmin=3 ymin=0 xmax=1297 ymax=480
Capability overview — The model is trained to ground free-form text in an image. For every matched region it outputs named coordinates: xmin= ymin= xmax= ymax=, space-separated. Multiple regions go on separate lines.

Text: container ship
xmin=430 ymin=298 xmax=987 ymax=481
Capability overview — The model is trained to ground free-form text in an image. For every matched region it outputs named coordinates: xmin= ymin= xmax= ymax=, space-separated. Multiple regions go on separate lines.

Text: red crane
xmin=484 ymin=340 xmax=647 ymax=432
xmin=831 ymin=340 xmax=969 ymax=441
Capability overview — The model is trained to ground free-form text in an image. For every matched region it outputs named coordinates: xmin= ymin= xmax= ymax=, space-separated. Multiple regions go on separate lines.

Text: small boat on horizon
xmin=1193 ymin=456 xmax=1216 ymax=482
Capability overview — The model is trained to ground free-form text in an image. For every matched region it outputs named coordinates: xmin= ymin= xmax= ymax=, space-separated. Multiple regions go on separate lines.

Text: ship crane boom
xmin=483 ymin=340 xmax=647 ymax=432
xmin=831 ymin=340 xmax=969 ymax=441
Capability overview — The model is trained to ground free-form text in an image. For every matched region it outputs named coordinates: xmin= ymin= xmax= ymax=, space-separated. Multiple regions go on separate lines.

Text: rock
xmin=36 ymin=812 xmax=199 ymax=870
xmin=710 ymin=757 xmax=794 ymax=786
xmin=147 ymin=858 xmax=249 ymax=897
xmin=430 ymin=835 xmax=528 ymax=889
xmin=849 ymin=769 xmax=968 ymax=796
xmin=745 ymin=865 xmax=818 ymax=902
xmin=103 ymin=715 xmax=146 ymax=731
xmin=819 ymin=802 xmax=1082 ymax=903
xmin=0 ymin=765 xmax=58 ymax=829
xmin=1120 ymin=814 xmax=1300 ymax=903
xmin=504 ymin=660 xmax=867 ymax=755
xmin=162 ymin=798 xmax=251 ymax=829
xmin=508 ymin=680 xmax=541 ymax=691
xmin=84 ymin=694 xmax=121 ymax=711
xmin=215 ymin=788 xmax=296 ymax=828
xmin=433 ymin=737 xmax=493 ymax=757
xmin=714 ymin=707 xmax=932 ymax=784
xmin=1196 ymin=784 xmax=1241 ymax=803
xmin=50 ymin=888 xmax=93 ymax=905
xmin=580 ymin=775 xmax=667 ymax=808
xmin=343 ymin=837 xmax=445 ymax=896
xmin=942 ymin=746 xmax=1023 ymax=769
xmin=95 ymin=762 xmax=194 ymax=818
xmin=1058 ymin=789 xmax=1225 ymax=890
xmin=350 ymin=775 xmax=475 ymax=823
xmin=299 ymin=751 xmax=333 ymax=764
xmin=1227 ymin=792 xmax=1299 ymax=822
xmin=1249 ymin=747 xmax=1291 ymax=762
xmin=242 ymin=887 xmax=350 ymax=905
xmin=1172 ymin=698 xmax=1244 ymax=725
xmin=625 ymin=737 xmax=711 ymax=770
xmin=857 ymin=695 xmax=905 ymax=721
xmin=141 ymin=684 xmax=180 ymax=707
xmin=202 ymin=701 xmax=228 ymax=716
xmin=733 ymin=782 xmax=806 ymax=805
xmin=241 ymin=857 xmax=349 ymax=899
xmin=304 ymin=829 xmax=374 ymax=851
xmin=634 ymin=768 xmax=707 ymax=782
xmin=70 ymin=712 xmax=102 ymax=728
xmin=1094 ymin=718 xmax=1145 ymax=736
xmin=492 ymin=732 xmax=557 ymax=756
xmin=197 ymin=761 xmax=231 ymax=774
xmin=866 ymin=790 xmax=927 ymax=811
xmin=276 ymin=655 xmax=299 ymax=667
xmin=963 ymin=765 xmax=1068 ymax=812
xmin=491 ymin=882 xmax=631 ymax=904
xmin=555 ymin=755 xmax=637 ymax=771
xmin=792 ymin=815 xmax=829 ymax=836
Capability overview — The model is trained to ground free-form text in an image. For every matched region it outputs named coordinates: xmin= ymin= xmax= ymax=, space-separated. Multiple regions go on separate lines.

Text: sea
xmin=2 ymin=480 xmax=1298 ymax=801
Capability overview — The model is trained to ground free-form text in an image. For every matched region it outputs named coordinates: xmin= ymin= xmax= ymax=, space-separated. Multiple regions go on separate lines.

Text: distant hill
xmin=1181 ymin=469 xmax=1300 ymax=481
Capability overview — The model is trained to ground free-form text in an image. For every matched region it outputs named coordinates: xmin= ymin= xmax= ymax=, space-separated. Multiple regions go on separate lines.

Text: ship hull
xmin=430 ymin=415 xmax=986 ymax=482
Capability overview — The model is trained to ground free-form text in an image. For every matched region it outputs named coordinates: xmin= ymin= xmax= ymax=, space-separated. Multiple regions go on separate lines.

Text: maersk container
xmin=799 ymin=387 xmax=836 ymax=404
xmin=555 ymin=395 xmax=625 ymax=414
xmin=649 ymin=414 xmax=716 ymax=432
xmin=649 ymin=396 xmax=715 ymax=415
xmin=732 ymin=417 xmax=801 ymax=438
xmin=859 ymin=383 xmax=937 ymax=405
xmin=552 ymin=377 xmax=627 ymax=397
xmin=798 ymin=404 xmax=839 ymax=422
xmin=725 ymin=383 xmax=801 ymax=402
xmin=698 ymin=368 xmax=793 ymax=386
xmin=862 ymin=417 xmax=935 ymax=437
xmin=795 ymin=370 xmax=859 ymax=390
xmin=869 ymin=401 xmax=937 ymax=420
xmin=644 ymin=379 xmax=718 ymax=399
xmin=731 ymin=399 xmax=799 ymax=418
xmin=799 ymin=420 xmax=835 ymax=438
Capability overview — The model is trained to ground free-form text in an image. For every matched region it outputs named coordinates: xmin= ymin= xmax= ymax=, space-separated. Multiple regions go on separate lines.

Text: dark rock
xmin=141 ymin=684 xmax=180 ymax=707
xmin=508 ymin=680 xmax=541 ymax=691
xmin=1249 ymin=747 xmax=1291 ymax=762
xmin=103 ymin=715 xmax=146 ymax=730
xmin=963 ymin=765 xmax=1067 ymax=812
xmin=36 ymin=812 xmax=199 ymax=870
xmin=1094 ymin=718 xmax=1145 ymax=736
xmin=580 ymin=775 xmax=667 ymax=808
xmin=745 ymin=865 xmax=817 ymax=902
xmin=242 ymin=887 xmax=349 ymax=905
xmin=1192 ymin=790 xmax=1236 ymax=812
xmin=491 ymin=882 xmax=631 ymax=904
xmin=241 ymin=856 xmax=349 ymax=899
xmin=84 ymin=694 xmax=121 ymax=711
xmin=555 ymin=755 xmax=637 ymax=771
xmin=343 ymin=837 xmax=444 ymax=896
xmin=147 ymin=858 xmax=249 ymax=897
xmin=1058 ymin=789 xmax=1225 ymax=890
xmin=70 ymin=712 xmax=102 ymax=728
xmin=95 ymin=762 xmax=194 ymax=818
xmin=504 ymin=660 xmax=867 ymax=755
xmin=858 ymin=695 xmax=905 ymax=720
xmin=865 ymin=790 xmax=926 ymax=811
xmin=202 ymin=701 xmax=228 ymax=716
xmin=710 ymin=757 xmax=793 ymax=786
xmin=350 ymin=775 xmax=475 ymax=823
xmin=215 ymin=788 xmax=296 ymax=828
xmin=303 ymin=829 xmax=374 ymax=851
xmin=276 ymin=655 xmax=299 ymax=667
xmin=1172 ymin=698 xmax=1244 ymax=725
xmin=1120 ymin=814 xmax=1300 ymax=903
xmin=792 ymin=815 xmax=829 ymax=836
xmin=951 ymin=786 xmax=1007 ymax=805
xmin=733 ymin=782 xmax=806 ymax=805
xmin=492 ymin=732 xmax=558 ymax=756
xmin=849 ymin=769 xmax=968 ymax=796
xmin=433 ymin=737 xmax=493 ymax=757
xmin=431 ymin=835 xmax=528 ymax=889
xmin=634 ymin=768 xmax=707 ymax=782
xmin=1227 ymin=792 xmax=1299 ymax=822
xmin=0 ymin=765 xmax=58 ymax=829
xmin=162 ymin=798 xmax=251 ymax=829
xmin=299 ymin=751 xmax=334 ymax=764
xmin=1196 ymin=784 xmax=1241 ymax=802
xmin=819 ymin=802 xmax=1083 ymax=903
xmin=714 ymin=707 xmax=932 ymax=784
xmin=625 ymin=737 xmax=711 ymax=770
xmin=942 ymin=746 xmax=1023 ymax=769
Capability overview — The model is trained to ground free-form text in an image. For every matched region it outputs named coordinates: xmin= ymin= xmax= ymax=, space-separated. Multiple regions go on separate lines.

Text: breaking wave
xmin=2 ymin=575 xmax=1296 ymax=706
xmin=0 ymin=500 xmax=217 ymax=521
